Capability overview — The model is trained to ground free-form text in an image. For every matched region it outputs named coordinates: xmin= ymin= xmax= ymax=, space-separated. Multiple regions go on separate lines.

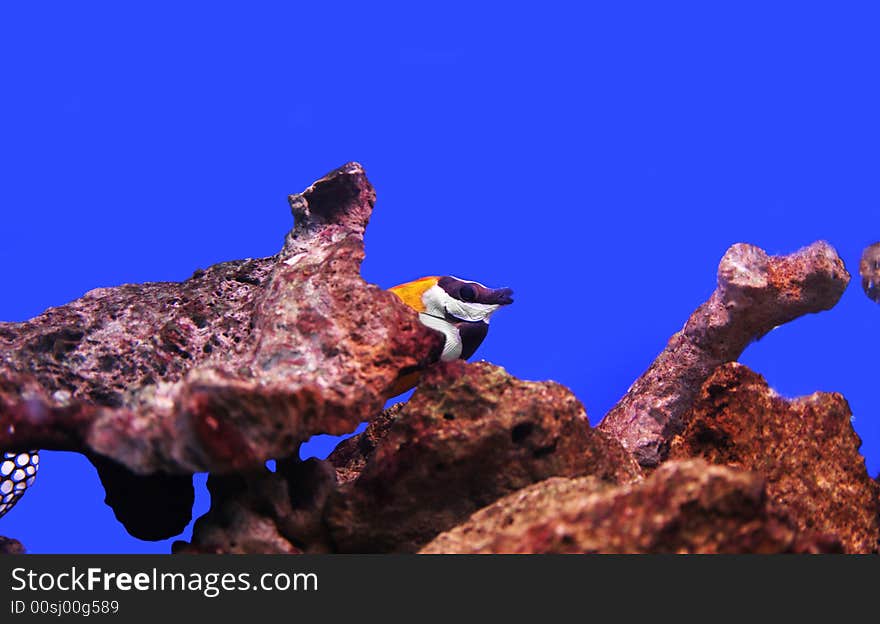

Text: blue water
xmin=2 ymin=3 xmax=879 ymax=552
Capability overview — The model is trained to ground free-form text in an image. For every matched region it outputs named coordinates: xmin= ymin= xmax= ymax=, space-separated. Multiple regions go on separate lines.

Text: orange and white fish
xmin=387 ymin=275 xmax=513 ymax=395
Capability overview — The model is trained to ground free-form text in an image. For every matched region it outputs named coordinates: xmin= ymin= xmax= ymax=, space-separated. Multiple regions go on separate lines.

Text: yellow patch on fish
xmin=388 ymin=276 xmax=439 ymax=313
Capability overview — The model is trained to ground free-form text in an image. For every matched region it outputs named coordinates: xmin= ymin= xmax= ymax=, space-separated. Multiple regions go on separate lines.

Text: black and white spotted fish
xmin=0 ymin=451 xmax=39 ymax=519
xmin=387 ymin=275 xmax=513 ymax=395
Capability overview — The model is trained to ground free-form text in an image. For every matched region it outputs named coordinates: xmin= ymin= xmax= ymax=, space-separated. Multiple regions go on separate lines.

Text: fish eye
xmin=460 ymin=284 xmax=477 ymax=302
xmin=874 ymin=259 xmax=880 ymax=270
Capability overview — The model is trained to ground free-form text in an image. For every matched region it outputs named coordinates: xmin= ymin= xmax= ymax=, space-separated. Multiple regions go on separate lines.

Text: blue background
xmin=2 ymin=4 xmax=878 ymax=553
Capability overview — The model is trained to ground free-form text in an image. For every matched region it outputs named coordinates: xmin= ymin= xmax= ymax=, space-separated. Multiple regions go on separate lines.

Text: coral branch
xmin=598 ymin=241 xmax=849 ymax=468
xmin=0 ymin=162 xmax=443 ymax=477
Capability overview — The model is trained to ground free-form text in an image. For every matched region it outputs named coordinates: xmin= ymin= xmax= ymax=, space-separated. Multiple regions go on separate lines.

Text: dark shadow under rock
xmin=325 ymin=360 xmax=641 ymax=553
xmin=669 ymin=362 xmax=880 ymax=554
xmin=90 ymin=454 xmax=194 ymax=541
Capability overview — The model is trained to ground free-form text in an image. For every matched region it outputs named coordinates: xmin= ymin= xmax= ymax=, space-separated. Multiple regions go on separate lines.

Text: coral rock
xmin=327 ymin=402 xmax=404 ymax=486
xmin=421 ymin=459 xmax=841 ymax=554
xmin=173 ymin=458 xmax=337 ymax=554
xmin=325 ymin=360 xmax=641 ymax=553
xmin=669 ymin=363 xmax=879 ymax=554
xmin=859 ymin=242 xmax=880 ymax=302
xmin=0 ymin=163 xmax=443 ymax=477
xmin=600 ymin=241 xmax=849 ymax=468
xmin=0 ymin=535 xmax=25 ymax=554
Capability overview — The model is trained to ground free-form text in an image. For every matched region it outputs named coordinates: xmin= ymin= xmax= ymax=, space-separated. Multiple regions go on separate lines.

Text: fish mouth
xmin=489 ymin=287 xmax=514 ymax=305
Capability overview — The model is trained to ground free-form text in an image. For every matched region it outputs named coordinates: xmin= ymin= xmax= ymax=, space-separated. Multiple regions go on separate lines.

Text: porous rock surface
xmin=0 ymin=163 xmax=442 ymax=476
xmin=0 ymin=163 xmax=442 ymax=539
xmin=421 ymin=459 xmax=842 ymax=554
xmin=174 ymin=360 xmax=640 ymax=553
xmin=669 ymin=363 xmax=879 ymax=554
xmin=600 ymin=241 xmax=849 ymax=468
xmin=324 ymin=360 xmax=641 ymax=552
xmin=0 ymin=535 xmax=25 ymax=554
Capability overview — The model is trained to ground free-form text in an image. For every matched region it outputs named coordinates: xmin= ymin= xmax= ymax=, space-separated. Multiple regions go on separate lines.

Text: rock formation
xmin=668 ymin=363 xmax=879 ymax=554
xmin=860 ymin=242 xmax=880 ymax=303
xmin=421 ymin=460 xmax=841 ymax=554
xmin=2 ymin=163 xmax=877 ymax=553
xmin=173 ymin=458 xmax=337 ymax=554
xmin=176 ymin=361 xmax=640 ymax=553
xmin=323 ymin=361 xmax=640 ymax=552
xmin=0 ymin=163 xmax=442 ymax=540
xmin=0 ymin=163 xmax=442 ymax=475
xmin=599 ymin=241 xmax=849 ymax=468
xmin=0 ymin=535 xmax=25 ymax=554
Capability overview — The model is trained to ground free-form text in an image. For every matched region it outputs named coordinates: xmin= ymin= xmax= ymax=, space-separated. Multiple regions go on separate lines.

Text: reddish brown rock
xmin=173 ymin=469 xmax=303 ymax=554
xmin=325 ymin=360 xmax=641 ymax=553
xmin=668 ymin=362 xmax=879 ymax=554
xmin=0 ymin=163 xmax=442 ymax=476
xmin=330 ymin=402 xmax=404 ymax=486
xmin=599 ymin=241 xmax=849 ymax=468
xmin=860 ymin=242 xmax=880 ymax=303
xmin=173 ymin=458 xmax=338 ymax=554
xmin=0 ymin=535 xmax=25 ymax=554
xmin=421 ymin=459 xmax=841 ymax=554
